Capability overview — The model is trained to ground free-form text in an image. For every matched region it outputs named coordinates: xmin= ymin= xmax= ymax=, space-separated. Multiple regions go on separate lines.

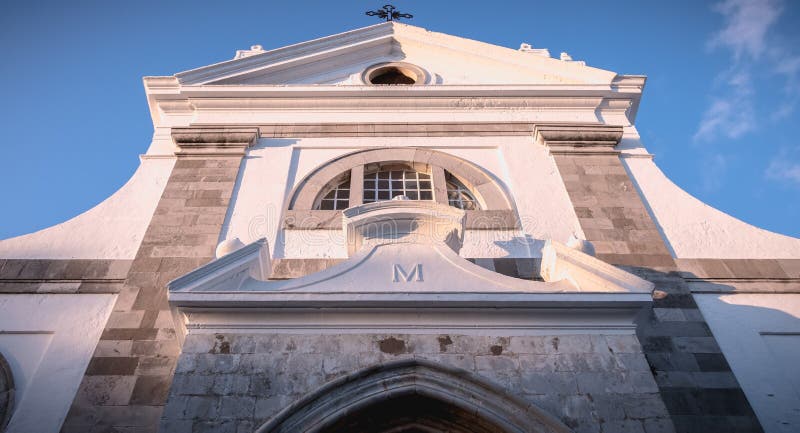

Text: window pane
xmin=364 ymin=191 xmax=375 ymax=200
xmin=419 ymin=181 xmax=431 ymax=189
xmin=378 ymin=190 xmax=390 ymax=200
xmin=336 ymin=200 xmax=349 ymax=209
xmin=323 ymin=190 xmax=337 ymax=200
xmin=378 ymin=171 xmax=390 ymax=179
xmin=378 ymin=180 xmax=389 ymax=189
xmin=338 ymin=189 xmax=350 ymax=198
xmin=320 ymin=200 xmax=335 ymax=210
xmin=364 ymin=180 xmax=375 ymax=189
xmin=420 ymin=191 xmax=433 ymax=200
xmin=406 ymin=191 xmax=418 ymax=200
xmin=418 ymin=173 xmax=430 ymax=179
xmin=391 ymin=181 xmax=403 ymax=190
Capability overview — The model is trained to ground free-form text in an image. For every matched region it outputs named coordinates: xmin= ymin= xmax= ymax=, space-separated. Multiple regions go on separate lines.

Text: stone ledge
xmin=534 ymin=124 xmax=624 ymax=155
xmin=257 ymin=122 xmax=539 ymax=137
xmin=282 ymin=209 xmax=519 ymax=230
xmin=171 ymin=127 xmax=260 ymax=156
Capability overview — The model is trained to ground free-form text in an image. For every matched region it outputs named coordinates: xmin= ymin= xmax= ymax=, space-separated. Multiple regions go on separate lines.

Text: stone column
xmin=535 ymin=124 xmax=675 ymax=270
xmin=61 ymin=128 xmax=259 ymax=433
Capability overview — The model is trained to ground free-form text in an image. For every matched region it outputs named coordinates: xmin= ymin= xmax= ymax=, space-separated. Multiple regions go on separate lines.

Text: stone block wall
xmin=61 ymin=156 xmax=245 ymax=432
xmin=538 ymin=126 xmax=765 ymax=432
xmin=161 ymin=332 xmax=674 ymax=433
xmin=60 ymin=128 xmax=258 ymax=433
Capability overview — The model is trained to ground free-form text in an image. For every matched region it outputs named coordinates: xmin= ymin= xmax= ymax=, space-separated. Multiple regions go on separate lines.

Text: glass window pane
xmin=391 ymin=181 xmax=403 ymax=190
xmin=419 ymin=181 xmax=431 ymax=189
xmin=420 ymin=191 xmax=433 ymax=200
xmin=323 ymin=190 xmax=336 ymax=200
xmin=378 ymin=171 xmax=390 ymax=179
xmin=364 ymin=191 xmax=375 ymax=201
xmin=364 ymin=180 xmax=375 ymax=189
xmin=320 ymin=200 xmax=335 ymax=210
xmin=405 ymin=180 xmax=418 ymax=189
xmin=378 ymin=190 xmax=390 ymax=200
xmin=418 ymin=173 xmax=430 ymax=179
xmin=338 ymin=189 xmax=350 ymax=198
xmin=378 ymin=180 xmax=389 ymax=189
xmin=336 ymin=200 xmax=349 ymax=209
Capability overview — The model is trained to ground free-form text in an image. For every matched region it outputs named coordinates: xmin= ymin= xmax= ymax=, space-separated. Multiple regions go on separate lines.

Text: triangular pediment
xmin=174 ymin=22 xmax=618 ymax=86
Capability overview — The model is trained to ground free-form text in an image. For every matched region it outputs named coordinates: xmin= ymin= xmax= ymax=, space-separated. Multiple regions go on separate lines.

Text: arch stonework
xmin=0 ymin=352 xmax=14 ymax=432
xmin=285 ymin=148 xmax=519 ymax=230
xmin=255 ymin=358 xmax=574 ymax=433
xmin=289 ymin=147 xmax=513 ymax=211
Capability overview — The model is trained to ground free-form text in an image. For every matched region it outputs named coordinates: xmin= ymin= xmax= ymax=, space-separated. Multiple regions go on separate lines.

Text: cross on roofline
xmin=365 ymin=4 xmax=413 ymax=22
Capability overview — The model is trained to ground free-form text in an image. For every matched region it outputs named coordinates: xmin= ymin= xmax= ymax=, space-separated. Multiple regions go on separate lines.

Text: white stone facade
xmin=0 ymin=21 xmax=797 ymax=433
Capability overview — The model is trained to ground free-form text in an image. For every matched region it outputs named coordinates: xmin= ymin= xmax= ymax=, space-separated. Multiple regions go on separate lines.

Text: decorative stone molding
xmin=170 ymin=127 xmax=260 ymax=156
xmin=541 ymin=239 xmax=655 ymax=293
xmin=343 ymin=200 xmax=466 ymax=255
xmin=286 ymin=147 xmax=519 ymax=229
xmin=0 ymin=352 xmax=14 ymax=433
xmin=361 ymin=61 xmax=430 ymax=85
xmin=255 ymin=358 xmax=573 ymax=433
xmin=534 ymin=124 xmax=624 ymax=155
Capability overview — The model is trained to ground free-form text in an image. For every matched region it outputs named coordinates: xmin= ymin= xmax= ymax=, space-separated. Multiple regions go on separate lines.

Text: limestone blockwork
xmin=161 ymin=333 xmax=673 ymax=433
xmin=60 ymin=128 xmax=258 ymax=433
xmin=537 ymin=124 xmax=764 ymax=433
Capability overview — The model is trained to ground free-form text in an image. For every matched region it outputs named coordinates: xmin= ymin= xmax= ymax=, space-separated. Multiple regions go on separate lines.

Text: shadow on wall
xmin=626 ymin=265 xmax=800 ymax=433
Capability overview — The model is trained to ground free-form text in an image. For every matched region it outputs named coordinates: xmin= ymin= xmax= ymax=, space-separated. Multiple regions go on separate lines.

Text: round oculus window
xmin=362 ymin=62 xmax=428 ymax=85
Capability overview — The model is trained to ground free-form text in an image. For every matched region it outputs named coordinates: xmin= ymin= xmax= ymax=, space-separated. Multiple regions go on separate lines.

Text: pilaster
xmin=536 ymin=124 xmax=675 ymax=269
xmin=61 ymin=128 xmax=258 ymax=433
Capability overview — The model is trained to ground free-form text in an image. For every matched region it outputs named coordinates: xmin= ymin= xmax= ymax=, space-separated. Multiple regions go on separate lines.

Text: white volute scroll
xmin=541 ymin=239 xmax=654 ymax=293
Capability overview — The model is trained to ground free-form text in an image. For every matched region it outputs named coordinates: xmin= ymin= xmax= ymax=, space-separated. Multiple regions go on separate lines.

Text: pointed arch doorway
xmin=255 ymin=359 xmax=574 ymax=433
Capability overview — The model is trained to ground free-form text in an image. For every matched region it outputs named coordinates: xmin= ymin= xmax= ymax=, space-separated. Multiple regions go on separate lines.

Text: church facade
xmin=0 ymin=22 xmax=798 ymax=433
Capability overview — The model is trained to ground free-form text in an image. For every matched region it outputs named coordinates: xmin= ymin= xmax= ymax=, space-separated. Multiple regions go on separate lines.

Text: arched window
xmin=289 ymin=148 xmax=518 ymax=230
xmin=446 ymin=172 xmax=479 ymax=210
xmin=317 ymin=179 xmax=350 ymax=210
xmin=363 ymin=167 xmax=433 ymax=203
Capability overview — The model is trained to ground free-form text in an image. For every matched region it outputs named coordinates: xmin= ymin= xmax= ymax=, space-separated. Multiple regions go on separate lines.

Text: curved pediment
xmin=168 ymin=201 xmax=653 ymax=300
xmin=174 ymin=22 xmax=618 ymax=86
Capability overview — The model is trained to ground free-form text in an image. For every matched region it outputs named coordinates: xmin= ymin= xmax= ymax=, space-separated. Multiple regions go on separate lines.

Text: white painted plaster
xmin=176 ymin=22 xmax=616 ymax=86
xmin=0 ymin=333 xmax=52 ymax=410
xmin=222 ymin=137 xmax=579 ymax=259
xmin=0 ymin=158 xmax=175 ymax=259
xmin=695 ymin=293 xmax=800 ymax=433
xmin=0 ymin=294 xmax=116 ymax=433
xmin=624 ymin=154 xmax=800 ymax=258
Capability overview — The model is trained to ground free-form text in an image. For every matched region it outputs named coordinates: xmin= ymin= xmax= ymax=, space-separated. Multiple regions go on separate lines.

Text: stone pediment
xmin=169 ymin=202 xmax=653 ymax=302
xmin=167 ymin=201 xmax=654 ymax=342
xmin=173 ymin=22 xmax=618 ymax=86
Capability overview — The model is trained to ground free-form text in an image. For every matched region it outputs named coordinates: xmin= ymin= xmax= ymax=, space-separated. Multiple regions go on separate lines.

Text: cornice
xmin=171 ymin=127 xmax=260 ymax=156
xmin=534 ymin=124 xmax=624 ymax=155
xmin=174 ymin=23 xmax=395 ymax=85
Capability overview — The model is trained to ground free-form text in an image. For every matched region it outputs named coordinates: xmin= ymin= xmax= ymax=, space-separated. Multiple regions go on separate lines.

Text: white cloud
xmin=766 ymin=150 xmax=800 ymax=185
xmin=693 ymin=70 xmax=755 ymax=141
xmin=695 ymin=0 xmax=797 ymax=141
xmin=709 ymin=0 xmax=782 ymax=60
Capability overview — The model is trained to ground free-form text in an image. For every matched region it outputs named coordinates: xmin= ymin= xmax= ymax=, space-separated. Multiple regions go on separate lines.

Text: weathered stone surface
xmin=161 ymin=333 xmax=674 ymax=432
xmin=63 ymin=154 xmax=246 ymax=432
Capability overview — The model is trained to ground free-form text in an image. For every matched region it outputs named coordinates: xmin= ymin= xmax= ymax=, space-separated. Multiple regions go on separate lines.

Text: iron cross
xmin=365 ymin=4 xmax=413 ymax=22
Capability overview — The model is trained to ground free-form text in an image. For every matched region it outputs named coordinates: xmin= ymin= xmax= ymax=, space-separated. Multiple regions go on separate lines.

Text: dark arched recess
xmin=255 ymin=358 xmax=573 ymax=433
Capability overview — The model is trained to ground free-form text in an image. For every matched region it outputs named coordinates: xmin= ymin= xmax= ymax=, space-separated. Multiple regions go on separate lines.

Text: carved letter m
xmin=392 ymin=264 xmax=423 ymax=282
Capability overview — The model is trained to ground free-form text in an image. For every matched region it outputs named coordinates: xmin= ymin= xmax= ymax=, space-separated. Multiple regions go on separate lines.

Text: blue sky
xmin=1 ymin=0 xmax=798 ymax=240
